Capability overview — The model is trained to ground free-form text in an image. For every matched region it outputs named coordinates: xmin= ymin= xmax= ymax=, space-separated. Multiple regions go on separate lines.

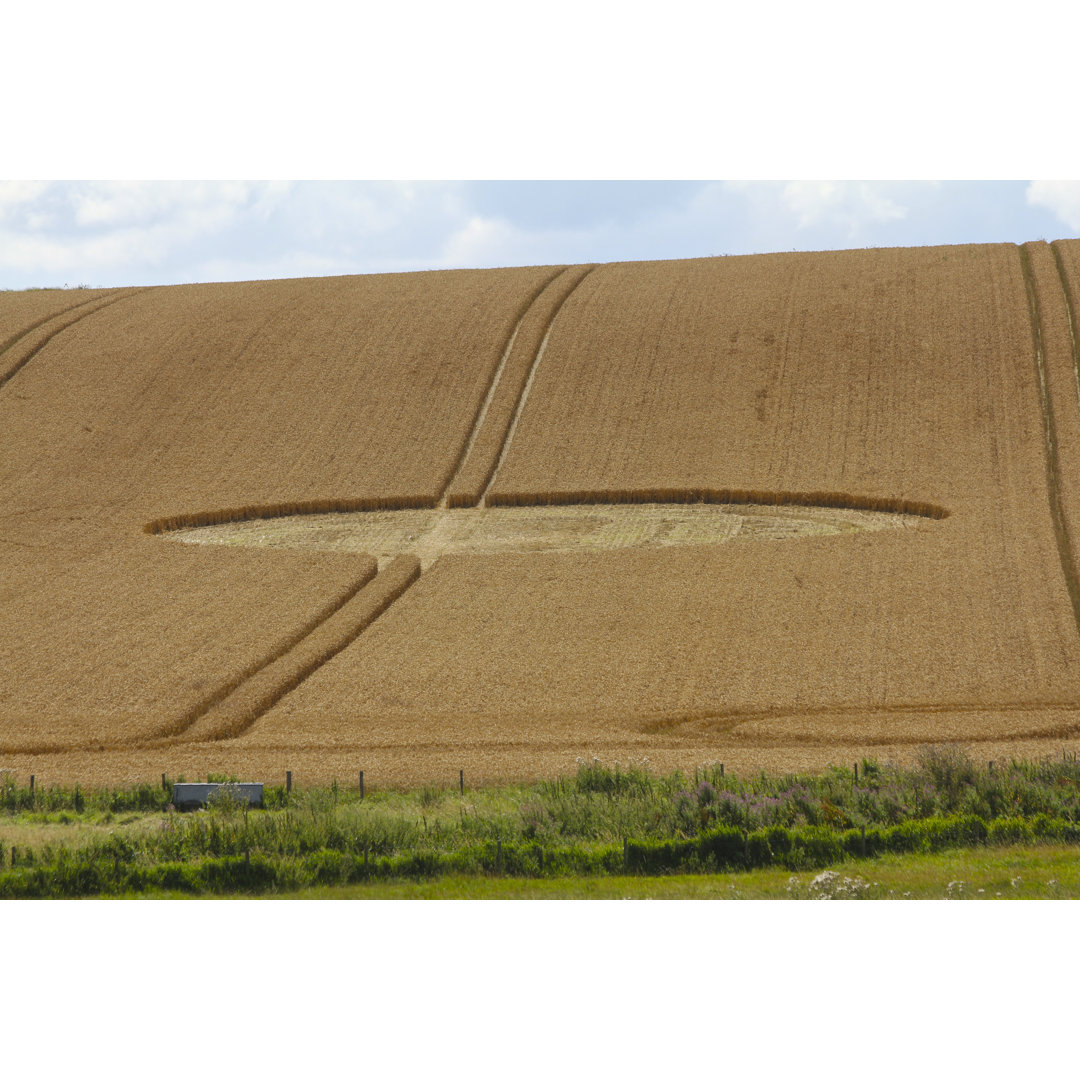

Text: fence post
xmin=286 ymin=770 xmax=292 ymax=795
xmin=989 ymin=760 xmax=994 ymax=774
xmin=854 ymin=763 xmax=858 ymax=783
xmin=720 ymin=763 xmax=724 ymax=778
xmin=359 ymin=771 xmax=364 ymax=800
xmin=29 ymin=775 xmax=34 ymax=800
xmin=161 ymin=772 xmax=168 ymax=792
xmin=459 ymin=769 xmax=464 ymax=796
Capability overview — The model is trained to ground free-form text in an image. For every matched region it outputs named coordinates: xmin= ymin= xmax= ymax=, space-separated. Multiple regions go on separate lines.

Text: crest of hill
xmin=4 ymin=242 xmax=1080 ymax=781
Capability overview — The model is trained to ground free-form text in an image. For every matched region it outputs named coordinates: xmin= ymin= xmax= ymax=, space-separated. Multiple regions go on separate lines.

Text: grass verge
xmin=3 ymin=747 xmax=1080 ymax=898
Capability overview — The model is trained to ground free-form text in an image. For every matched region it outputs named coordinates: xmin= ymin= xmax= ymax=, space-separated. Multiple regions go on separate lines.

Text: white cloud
xmin=0 ymin=182 xmax=451 ymax=284
xmin=0 ymin=180 xmax=1065 ymax=289
xmin=70 ymin=181 xmax=257 ymax=229
xmin=0 ymin=225 xmax=174 ymax=275
xmin=0 ymin=181 xmax=51 ymax=223
xmin=439 ymin=216 xmax=522 ymax=267
xmin=780 ymin=182 xmax=908 ymax=233
xmin=1026 ymin=181 xmax=1080 ymax=231
xmin=436 ymin=213 xmax=639 ymax=270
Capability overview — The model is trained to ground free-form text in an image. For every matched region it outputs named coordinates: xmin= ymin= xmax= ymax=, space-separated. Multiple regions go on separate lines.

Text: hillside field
xmin=3 ymin=240 xmax=1080 ymax=788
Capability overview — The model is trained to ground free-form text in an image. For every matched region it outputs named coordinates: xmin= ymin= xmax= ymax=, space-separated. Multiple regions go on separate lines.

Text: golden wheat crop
xmin=0 ymin=287 xmax=115 ymax=345
xmin=5 ymin=245 xmax=1080 ymax=787
xmin=244 ymin=243 xmax=1080 ymax=771
xmin=0 ymin=288 xmax=130 ymax=387
xmin=0 ymin=544 xmax=377 ymax=753
xmin=0 ymin=267 xmax=557 ymax=759
xmin=445 ymin=265 xmax=595 ymax=507
xmin=179 ymin=555 xmax=419 ymax=743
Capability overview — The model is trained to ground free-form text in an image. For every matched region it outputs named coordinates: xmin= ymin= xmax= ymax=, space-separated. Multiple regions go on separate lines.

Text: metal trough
xmin=171 ymin=782 xmax=264 ymax=811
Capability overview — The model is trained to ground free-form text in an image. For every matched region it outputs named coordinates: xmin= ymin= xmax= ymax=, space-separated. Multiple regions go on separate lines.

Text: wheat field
xmin=3 ymin=243 xmax=1080 ymax=787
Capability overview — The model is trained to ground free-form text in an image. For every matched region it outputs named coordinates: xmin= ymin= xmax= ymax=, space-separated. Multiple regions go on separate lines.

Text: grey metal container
xmin=171 ymin=782 xmax=264 ymax=811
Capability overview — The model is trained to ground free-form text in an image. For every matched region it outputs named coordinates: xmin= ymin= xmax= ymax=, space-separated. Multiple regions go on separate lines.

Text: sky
xmin=6 ymin=1 xmax=1080 ymax=1067
xmin=4 ymin=2 xmax=1080 ymax=291
xmin=1 ymin=180 xmax=1078 ymax=289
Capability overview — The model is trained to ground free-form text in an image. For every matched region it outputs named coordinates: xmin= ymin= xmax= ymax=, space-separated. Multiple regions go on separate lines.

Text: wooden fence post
xmin=459 ymin=769 xmax=464 ymax=796
xmin=359 ymin=771 xmax=364 ymax=800
xmin=29 ymin=775 xmax=34 ymax=799
xmin=854 ymin=763 xmax=858 ymax=783
xmin=720 ymin=763 xmax=724 ymax=778
xmin=286 ymin=770 xmax=292 ymax=795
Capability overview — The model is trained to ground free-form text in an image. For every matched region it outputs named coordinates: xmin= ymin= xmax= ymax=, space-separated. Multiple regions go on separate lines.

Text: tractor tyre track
xmin=161 ymin=555 xmax=421 ymax=745
xmin=0 ymin=290 xmax=111 ymax=358
xmin=1019 ymin=243 xmax=1080 ymax=638
xmin=475 ymin=265 xmax=598 ymax=506
xmin=442 ymin=264 xmax=597 ymax=507
xmin=437 ymin=265 xmax=569 ymax=506
xmin=0 ymin=562 xmax=380 ymax=755
xmin=0 ymin=288 xmax=147 ymax=391
xmin=1051 ymin=241 xmax=1080 ymax=429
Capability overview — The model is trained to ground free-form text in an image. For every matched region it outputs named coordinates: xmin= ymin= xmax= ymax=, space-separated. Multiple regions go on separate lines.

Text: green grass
xmin=120 ymin=846 xmax=1080 ymax=899
xmin=4 ymin=748 xmax=1080 ymax=898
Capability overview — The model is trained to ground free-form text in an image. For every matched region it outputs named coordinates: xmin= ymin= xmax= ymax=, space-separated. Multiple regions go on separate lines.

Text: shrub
xmin=787 ymin=826 xmax=843 ymax=869
xmin=574 ymin=758 xmax=654 ymax=797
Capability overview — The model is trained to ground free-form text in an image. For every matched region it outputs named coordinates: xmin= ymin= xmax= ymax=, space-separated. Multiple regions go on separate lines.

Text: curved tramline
xmin=0 ymin=287 xmax=145 ymax=389
xmin=4 ymin=242 xmax=1080 ymax=787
